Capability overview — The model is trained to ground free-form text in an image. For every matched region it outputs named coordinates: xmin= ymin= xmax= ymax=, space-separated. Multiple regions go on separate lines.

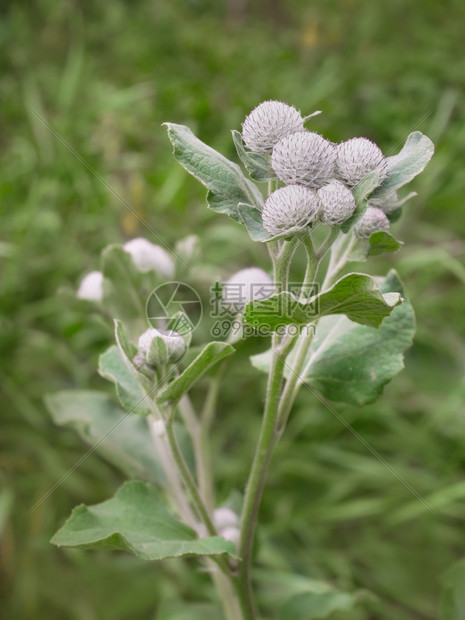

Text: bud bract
xmin=137 ymin=328 xmax=186 ymax=366
xmin=317 ymin=180 xmax=356 ymax=226
xmin=262 ymin=185 xmax=319 ymax=237
xmin=242 ymin=100 xmax=305 ymax=155
xmin=271 ymin=131 xmax=336 ymax=189
xmin=337 ymin=137 xmax=387 ymax=187
xmin=123 ymin=238 xmax=175 ymax=278
xmin=354 ymin=206 xmax=390 ymax=239
xmin=77 ymin=271 xmax=104 ymax=301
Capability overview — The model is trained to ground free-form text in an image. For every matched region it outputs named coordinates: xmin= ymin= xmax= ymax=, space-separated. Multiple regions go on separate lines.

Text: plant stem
xmin=237 ymin=332 xmax=285 ymax=619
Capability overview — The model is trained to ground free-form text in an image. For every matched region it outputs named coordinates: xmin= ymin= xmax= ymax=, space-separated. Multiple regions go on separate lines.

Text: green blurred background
xmin=1 ymin=0 xmax=465 ymax=618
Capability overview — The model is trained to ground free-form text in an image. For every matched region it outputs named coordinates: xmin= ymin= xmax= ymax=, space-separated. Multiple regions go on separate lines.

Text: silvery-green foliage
xmin=137 ymin=327 xmax=186 ymax=366
xmin=337 ymin=137 xmax=387 ymax=187
xmin=354 ymin=206 xmax=390 ymax=238
xmin=317 ymin=180 xmax=357 ymax=226
xmin=262 ymin=185 xmax=320 ymax=236
xmin=123 ymin=238 xmax=175 ymax=278
xmin=242 ymin=100 xmax=305 ymax=154
xmin=77 ymin=270 xmax=103 ymax=301
xmin=271 ymin=131 xmax=336 ymax=189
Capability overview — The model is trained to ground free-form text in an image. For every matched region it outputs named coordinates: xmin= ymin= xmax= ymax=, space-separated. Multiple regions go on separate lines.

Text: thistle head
xmin=137 ymin=327 xmax=186 ymax=366
xmin=242 ymin=100 xmax=305 ymax=155
xmin=77 ymin=271 xmax=104 ymax=301
xmin=336 ymin=137 xmax=387 ymax=187
xmin=223 ymin=267 xmax=274 ymax=308
xmin=262 ymin=185 xmax=320 ymax=237
xmin=213 ymin=507 xmax=239 ymax=531
xmin=368 ymin=190 xmax=399 ymax=214
xmin=354 ymin=206 xmax=390 ymax=239
xmin=271 ymin=131 xmax=336 ymax=189
xmin=123 ymin=238 xmax=175 ymax=278
xmin=317 ymin=180 xmax=356 ymax=226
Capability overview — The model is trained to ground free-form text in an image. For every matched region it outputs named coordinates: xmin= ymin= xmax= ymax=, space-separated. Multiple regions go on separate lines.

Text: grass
xmin=1 ymin=0 xmax=465 ymax=617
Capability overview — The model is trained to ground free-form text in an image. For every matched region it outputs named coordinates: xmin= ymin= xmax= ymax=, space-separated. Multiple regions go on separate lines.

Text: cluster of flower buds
xmin=242 ymin=101 xmax=391 ymax=238
xmin=213 ymin=507 xmax=240 ymax=547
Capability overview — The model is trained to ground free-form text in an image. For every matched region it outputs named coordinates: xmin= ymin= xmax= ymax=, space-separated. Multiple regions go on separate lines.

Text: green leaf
xmin=238 ymin=203 xmax=273 ymax=242
xmin=51 ymin=480 xmax=235 ymax=560
xmin=157 ymin=342 xmax=235 ymax=404
xmin=99 ymin=345 xmax=152 ymax=416
xmin=164 ymin=123 xmax=264 ymax=220
xmin=441 ymin=559 xmax=465 ymax=620
xmin=251 ymin=270 xmax=415 ymax=406
xmin=348 ymin=231 xmax=403 ymax=261
xmin=45 ymin=390 xmax=165 ymax=483
xmin=245 ymin=273 xmax=401 ymax=330
xmin=231 ymin=130 xmax=276 ymax=182
xmin=371 ymin=131 xmax=434 ymax=198
xmin=341 ymin=169 xmax=380 ymax=232
xmin=279 ymin=589 xmax=363 ymax=620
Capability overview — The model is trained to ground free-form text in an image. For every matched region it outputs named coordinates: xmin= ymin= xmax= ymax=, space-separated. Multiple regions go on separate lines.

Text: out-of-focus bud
xmin=354 ymin=206 xmax=390 ymax=239
xmin=336 ymin=137 xmax=387 ymax=187
xmin=77 ymin=271 xmax=104 ymax=301
xmin=262 ymin=185 xmax=319 ymax=237
xmin=220 ymin=526 xmax=240 ymax=547
xmin=137 ymin=327 xmax=186 ymax=366
xmin=271 ymin=131 xmax=336 ymax=189
xmin=175 ymin=235 xmax=199 ymax=263
xmin=123 ymin=238 xmax=175 ymax=278
xmin=242 ymin=100 xmax=305 ymax=155
xmin=223 ymin=267 xmax=274 ymax=308
xmin=317 ymin=180 xmax=357 ymax=226
xmin=213 ymin=507 xmax=239 ymax=531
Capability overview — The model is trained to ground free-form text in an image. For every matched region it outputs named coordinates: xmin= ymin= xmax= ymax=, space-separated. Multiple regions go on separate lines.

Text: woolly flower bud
xmin=262 ymin=185 xmax=319 ymax=237
xmin=223 ymin=267 xmax=274 ymax=308
xmin=213 ymin=507 xmax=239 ymax=531
xmin=123 ymin=238 xmax=175 ymax=278
xmin=220 ymin=526 xmax=240 ymax=547
xmin=242 ymin=100 xmax=305 ymax=155
xmin=137 ymin=328 xmax=186 ymax=366
xmin=368 ymin=190 xmax=399 ymax=214
xmin=354 ymin=207 xmax=390 ymax=239
xmin=337 ymin=138 xmax=387 ymax=187
xmin=317 ymin=180 xmax=357 ymax=226
xmin=271 ymin=131 xmax=336 ymax=189
xmin=77 ymin=271 xmax=103 ymax=301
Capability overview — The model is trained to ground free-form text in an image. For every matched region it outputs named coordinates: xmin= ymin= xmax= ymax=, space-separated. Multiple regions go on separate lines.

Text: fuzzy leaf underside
xmin=51 ymin=480 xmax=235 ymax=560
xmin=245 ymin=273 xmax=401 ymax=331
xmin=372 ymin=131 xmax=434 ymax=198
xmin=251 ymin=270 xmax=415 ymax=406
xmin=164 ymin=123 xmax=263 ymax=220
xmin=231 ymin=130 xmax=276 ymax=182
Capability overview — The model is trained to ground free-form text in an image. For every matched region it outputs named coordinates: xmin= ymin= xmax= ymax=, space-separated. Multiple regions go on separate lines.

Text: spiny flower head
xmin=137 ymin=327 xmax=186 ymax=366
xmin=368 ymin=190 xmax=399 ymax=214
xmin=354 ymin=206 xmax=390 ymax=239
xmin=123 ymin=238 xmax=175 ymax=278
xmin=262 ymin=185 xmax=320 ymax=237
xmin=242 ymin=100 xmax=305 ymax=155
xmin=271 ymin=131 xmax=336 ymax=189
xmin=77 ymin=271 xmax=104 ymax=301
xmin=317 ymin=180 xmax=357 ymax=226
xmin=337 ymin=137 xmax=387 ymax=187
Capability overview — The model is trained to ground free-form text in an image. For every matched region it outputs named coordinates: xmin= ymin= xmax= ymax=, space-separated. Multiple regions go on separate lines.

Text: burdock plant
xmin=47 ymin=100 xmax=434 ymax=619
